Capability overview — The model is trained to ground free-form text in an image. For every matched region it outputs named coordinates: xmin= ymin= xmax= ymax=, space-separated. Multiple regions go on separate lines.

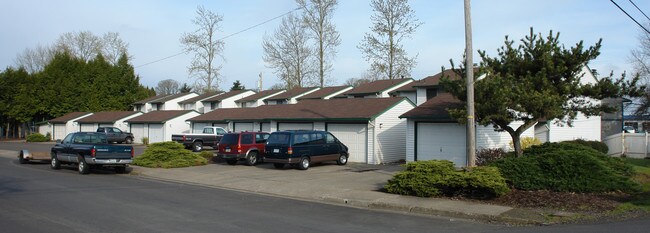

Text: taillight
xmin=182 ymin=135 xmax=186 ymax=141
xmin=237 ymin=144 xmax=242 ymax=153
xmin=131 ymin=146 xmax=134 ymax=158
xmin=287 ymin=147 xmax=293 ymax=155
xmin=91 ymin=147 xmax=96 ymax=157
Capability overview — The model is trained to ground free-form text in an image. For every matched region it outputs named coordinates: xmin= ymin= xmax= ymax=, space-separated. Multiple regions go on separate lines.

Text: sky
xmin=2 ymin=0 xmax=650 ymax=91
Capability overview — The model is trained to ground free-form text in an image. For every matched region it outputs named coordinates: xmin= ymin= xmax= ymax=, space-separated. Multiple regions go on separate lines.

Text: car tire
xmin=273 ymin=163 xmax=284 ymax=169
xmin=125 ymin=137 xmax=133 ymax=144
xmin=298 ymin=157 xmax=310 ymax=170
xmin=115 ymin=166 xmax=127 ymax=174
xmin=245 ymin=152 xmax=258 ymax=166
xmin=78 ymin=155 xmax=90 ymax=175
xmin=50 ymin=153 xmax=61 ymax=170
xmin=192 ymin=141 xmax=203 ymax=152
xmin=336 ymin=153 xmax=348 ymax=165
xmin=226 ymin=159 xmax=237 ymax=165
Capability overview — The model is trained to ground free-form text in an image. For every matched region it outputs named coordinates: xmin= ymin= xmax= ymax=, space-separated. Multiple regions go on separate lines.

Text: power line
xmin=610 ymin=0 xmax=650 ymax=34
xmin=135 ymin=7 xmax=302 ymax=68
xmin=629 ymin=0 xmax=650 ymax=22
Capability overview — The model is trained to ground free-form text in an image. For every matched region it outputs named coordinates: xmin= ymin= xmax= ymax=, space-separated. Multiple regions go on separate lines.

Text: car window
xmin=113 ymin=128 xmax=122 ymax=133
xmin=105 ymin=128 xmax=113 ymax=133
xmin=241 ymin=134 xmax=254 ymax=144
xmin=255 ymin=133 xmax=269 ymax=143
xmin=309 ymin=133 xmax=324 ymax=145
xmin=326 ymin=133 xmax=336 ymax=144
xmin=293 ymin=133 xmax=310 ymax=146
xmin=216 ymin=128 xmax=226 ymax=135
xmin=267 ymin=133 xmax=290 ymax=144
xmin=203 ymin=127 xmax=214 ymax=134
xmin=62 ymin=134 xmax=73 ymax=144
xmin=73 ymin=134 xmax=107 ymax=144
xmin=96 ymin=128 xmax=103 ymax=132
xmin=220 ymin=134 xmax=239 ymax=144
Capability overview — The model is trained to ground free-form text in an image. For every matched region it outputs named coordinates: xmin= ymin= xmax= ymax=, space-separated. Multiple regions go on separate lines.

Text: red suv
xmin=217 ymin=132 xmax=270 ymax=166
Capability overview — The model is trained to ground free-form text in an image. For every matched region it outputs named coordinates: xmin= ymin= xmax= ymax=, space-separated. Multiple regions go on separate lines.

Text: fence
xmin=603 ymin=132 xmax=650 ymax=158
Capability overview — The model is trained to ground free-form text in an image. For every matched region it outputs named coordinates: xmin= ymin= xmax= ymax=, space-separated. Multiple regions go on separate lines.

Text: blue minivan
xmin=264 ymin=130 xmax=349 ymax=170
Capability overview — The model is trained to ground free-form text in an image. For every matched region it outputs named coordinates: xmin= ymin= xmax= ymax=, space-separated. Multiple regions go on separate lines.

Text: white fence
xmin=603 ymin=132 xmax=650 ymax=158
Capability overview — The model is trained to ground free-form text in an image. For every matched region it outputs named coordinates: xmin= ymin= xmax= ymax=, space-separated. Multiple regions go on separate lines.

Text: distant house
xmin=263 ymin=87 xmax=320 ymax=105
xmin=296 ymin=85 xmax=353 ymax=101
xmin=125 ymin=110 xmax=200 ymax=143
xmin=178 ymin=92 xmax=223 ymax=113
xmin=201 ymin=90 xmax=255 ymax=112
xmin=235 ymin=89 xmax=286 ymax=108
xmin=390 ymin=69 xmax=465 ymax=105
xmin=75 ymin=111 xmax=143 ymax=132
xmin=337 ymin=79 xmax=413 ymax=99
xmin=132 ymin=92 xmax=198 ymax=113
xmin=48 ymin=112 xmax=93 ymax=140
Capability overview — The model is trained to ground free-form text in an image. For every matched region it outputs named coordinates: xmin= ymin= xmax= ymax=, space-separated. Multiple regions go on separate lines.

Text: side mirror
xmin=56 ymin=139 xmax=62 ymax=144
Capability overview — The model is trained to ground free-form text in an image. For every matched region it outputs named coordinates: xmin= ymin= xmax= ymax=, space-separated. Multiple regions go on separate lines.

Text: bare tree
xmin=263 ymin=13 xmax=315 ymax=88
xmin=629 ymin=24 xmax=650 ymax=115
xmin=55 ymin=31 xmax=103 ymax=62
xmin=14 ymin=45 xmax=55 ymax=73
xmin=297 ymin=0 xmax=340 ymax=87
xmin=101 ymin=32 xmax=130 ymax=64
xmin=181 ymin=5 xmax=225 ymax=93
xmin=155 ymin=79 xmax=181 ymax=95
xmin=358 ymin=0 xmax=422 ymax=79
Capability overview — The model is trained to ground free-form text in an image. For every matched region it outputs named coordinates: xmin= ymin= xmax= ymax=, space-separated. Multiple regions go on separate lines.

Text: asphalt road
xmin=1 ymin=142 xmax=649 ymax=233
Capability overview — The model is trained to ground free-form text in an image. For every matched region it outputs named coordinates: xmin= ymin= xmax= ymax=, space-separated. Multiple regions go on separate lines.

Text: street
xmin=1 ymin=142 xmax=649 ymax=233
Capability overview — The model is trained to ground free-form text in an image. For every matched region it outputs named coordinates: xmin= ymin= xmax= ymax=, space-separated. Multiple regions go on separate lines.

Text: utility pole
xmin=464 ymin=0 xmax=476 ymax=167
xmin=258 ymin=72 xmax=263 ymax=92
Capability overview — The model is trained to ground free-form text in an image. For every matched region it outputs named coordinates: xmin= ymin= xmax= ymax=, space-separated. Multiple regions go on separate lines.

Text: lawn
xmin=618 ymin=158 xmax=650 ymax=212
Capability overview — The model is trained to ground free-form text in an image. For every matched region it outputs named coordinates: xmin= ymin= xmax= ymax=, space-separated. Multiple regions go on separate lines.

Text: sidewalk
xmin=130 ymin=160 xmax=539 ymax=224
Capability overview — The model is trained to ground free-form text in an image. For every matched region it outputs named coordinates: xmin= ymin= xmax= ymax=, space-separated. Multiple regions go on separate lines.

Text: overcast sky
xmin=2 ymin=0 xmax=649 ymax=90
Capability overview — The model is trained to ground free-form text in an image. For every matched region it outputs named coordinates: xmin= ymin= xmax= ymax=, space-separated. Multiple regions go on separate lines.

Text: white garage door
xmin=327 ymin=123 xmax=368 ymax=163
xmin=130 ymin=124 xmax=146 ymax=144
xmin=417 ymin=123 xmax=466 ymax=166
xmin=260 ymin=122 xmax=271 ymax=132
xmin=148 ymin=124 xmax=165 ymax=143
xmin=53 ymin=124 xmax=66 ymax=140
xmin=80 ymin=123 xmax=95 ymax=132
xmin=278 ymin=123 xmax=313 ymax=131
xmin=193 ymin=123 xmax=209 ymax=133
xmin=234 ymin=122 xmax=254 ymax=132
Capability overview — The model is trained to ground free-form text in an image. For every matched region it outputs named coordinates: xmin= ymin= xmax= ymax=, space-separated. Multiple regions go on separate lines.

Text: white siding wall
xmin=373 ymin=100 xmax=414 ymax=164
xmin=534 ymin=123 xmax=549 ymax=143
xmin=116 ymin=113 xmax=142 ymax=132
xmin=416 ymin=88 xmax=427 ymax=106
xmin=313 ymin=122 xmax=326 ymax=131
xmin=80 ymin=123 xmax=95 ymax=132
xmin=162 ymin=93 xmax=199 ymax=111
xmin=406 ymin=120 xmax=415 ymax=161
xmin=219 ymin=91 xmax=255 ymax=109
xmin=165 ymin=112 xmax=200 ymax=141
xmin=476 ymin=121 xmax=535 ymax=151
xmin=548 ymin=113 xmax=601 ymax=142
xmin=397 ymin=92 xmax=417 ymax=105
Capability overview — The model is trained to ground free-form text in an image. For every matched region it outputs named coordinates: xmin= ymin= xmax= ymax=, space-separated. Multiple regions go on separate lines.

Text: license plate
xmin=107 ymin=159 xmax=117 ymax=163
xmin=273 ymin=149 xmax=279 ymax=153
xmin=225 ymin=149 xmax=231 ymax=152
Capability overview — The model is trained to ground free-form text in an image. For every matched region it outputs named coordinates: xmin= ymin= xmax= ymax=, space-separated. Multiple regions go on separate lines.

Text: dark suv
xmin=264 ymin=130 xmax=348 ymax=170
xmin=217 ymin=132 xmax=270 ymax=166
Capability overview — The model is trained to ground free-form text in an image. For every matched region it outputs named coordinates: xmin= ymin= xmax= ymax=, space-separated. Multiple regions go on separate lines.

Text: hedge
xmin=26 ymin=133 xmax=50 ymax=142
xmin=133 ymin=142 xmax=208 ymax=168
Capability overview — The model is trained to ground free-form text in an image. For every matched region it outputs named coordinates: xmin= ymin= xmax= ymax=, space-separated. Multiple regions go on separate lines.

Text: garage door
xmin=327 ymin=123 xmax=368 ymax=163
xmin=234 ymin=122 xmax=254 ymax=132
xmin=260 ymin=122 xmax=271 ymax=132
xmin=193 ymin=123 xmax=209 ymax=133
xmin=130 ymin=124 xmax=146 ymax=144
xmin=99 ymin=123 xmax=113 ymax=128
xmin=53 ymin=124 xmax=66 ymax=140
xmin=148 ymin=124 xmax=165 ymax=143
xmin=417 ymin=123 xmax=466 ymax=166
xmin=80 ymin=123 xmax=95 ymax=132
xmin=278 ymin=123 xmax=313 ymax=131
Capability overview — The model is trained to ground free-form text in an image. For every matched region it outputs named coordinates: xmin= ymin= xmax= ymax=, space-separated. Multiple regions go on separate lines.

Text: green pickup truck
xmin=49 ymin=132 xmax=134 ymax=174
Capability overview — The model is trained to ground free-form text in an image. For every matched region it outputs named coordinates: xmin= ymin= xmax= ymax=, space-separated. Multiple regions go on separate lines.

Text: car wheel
xmin=50 ymin=153 xmax=61 ymax=170
xmin=125 ymin=137 xmax=133 ymax=144
xmin=78 ymin=156 xmax=90 ymax=174
xmin=336 ymin=153 xmax=348 ymax=165
xmin=114 ymin=166 xmax=127 ymax=174
xmin=298 ymin=157 xmax=310 ymax=170
xmin=226 ymin=159 xmax=237 ymax=165
xmin=192 ymin=141 xmax=203 ymax=152
xmin=245 ymin=152 xmax=258 ymax=166
xmin=273 ymin=163 xmax=284 ymax=169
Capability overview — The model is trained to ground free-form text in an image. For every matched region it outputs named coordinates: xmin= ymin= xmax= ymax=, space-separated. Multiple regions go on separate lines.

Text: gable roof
xmin=202 ymin=90 xmax=249 ymax=102
xmin=391 ymin=69 xmax=465 ymax=93
xmin=76 ymin=111 xmax=141 ymax=123
xmin=399 ymin=93 xmax=463 ymax=121
xmin=342 ymin=79 xmax=413 ymax=96
xmin=133 ymin=94 xmax=169 ymax=105
xmin=235 ymin=89 xmax=285 ymax=103
xmin=178 ymin=92 xmax=223 ymax=104
xmin=126 ymin=110 xmax=196 ymax=123
xmin=190 ymin=97 xmax=409 ymax=122
xmin=265 ymin=87 xmax=319 ymax=101
xmin=297 ymin=86 xmax=352 ymax=100
xmin=150 ymin=92 xmax=196 ymax=104
xmin=49 ymin=112 xmax=93 ymax=123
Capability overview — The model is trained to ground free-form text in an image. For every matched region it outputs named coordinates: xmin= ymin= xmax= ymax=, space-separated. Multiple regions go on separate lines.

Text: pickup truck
xmin=97 ymin=127 xmax=134 ymax=144
xmin=171 ymin=126 xmax=227 ymax=152
xmin=50 ymin=132 xmax=134 ymax=174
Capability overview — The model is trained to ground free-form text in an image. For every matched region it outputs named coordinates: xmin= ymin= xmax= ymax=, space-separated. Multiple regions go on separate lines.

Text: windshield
xmin=220 ymin=134 xmax=239 ymax=144
xmin=267 ymin=133 xmax=290 ymax=145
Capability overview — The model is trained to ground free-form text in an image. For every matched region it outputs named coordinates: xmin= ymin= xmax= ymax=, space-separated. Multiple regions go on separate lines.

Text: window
xmin=211 ymin=102 xmax=218 ymax=109
xmin=241 ymin=134 xmax=254 ymax=144
xmin=267 ymin=133 xmax=290 ymax=144
xmin=216 ymin=128 xmax=226 ymax=135
xmin=113 ymin=128 xmax=122 ymax=133
xmin=62 ymin=134 xmax=73 ymax=144
xmin=203 ymin=127 xmax=214 ymax=134
xmin=256 ymin=133 xmax=269 ymax=143
xmin=326 ymin=133 xmax=336 ymax=144
xmin=426 ymin=88 xmax=438 ymax=100
xmin=293 ymin=133 xmax=310 ymax=146
xmin=309 ymin=133 xmax=324 ymax=145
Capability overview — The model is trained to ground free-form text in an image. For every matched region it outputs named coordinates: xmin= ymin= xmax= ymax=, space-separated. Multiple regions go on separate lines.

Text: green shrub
xmin=46 ymin=132 xmax=52 ymax=140
xmin=476 ymin=148 xmax=508 ymax=166
xmin=198 ymin=151 xmax=214 ymax=161
xmin=133 ymin=142 xmax=208 ymax=168
xmin=142 ymin=137 xmax=149 ymax=146
xmin=562 ymin=139 xmax=609 ymax=154
xmin=510 ymin=137 xmax=542 ymax=151
xmin=385 ymin=160 xmax=510 ymax=199
xmin=26 ymin=133 xmax=50 ymax=142
xmin=492 ymin=142 xmax=640 ymax=193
